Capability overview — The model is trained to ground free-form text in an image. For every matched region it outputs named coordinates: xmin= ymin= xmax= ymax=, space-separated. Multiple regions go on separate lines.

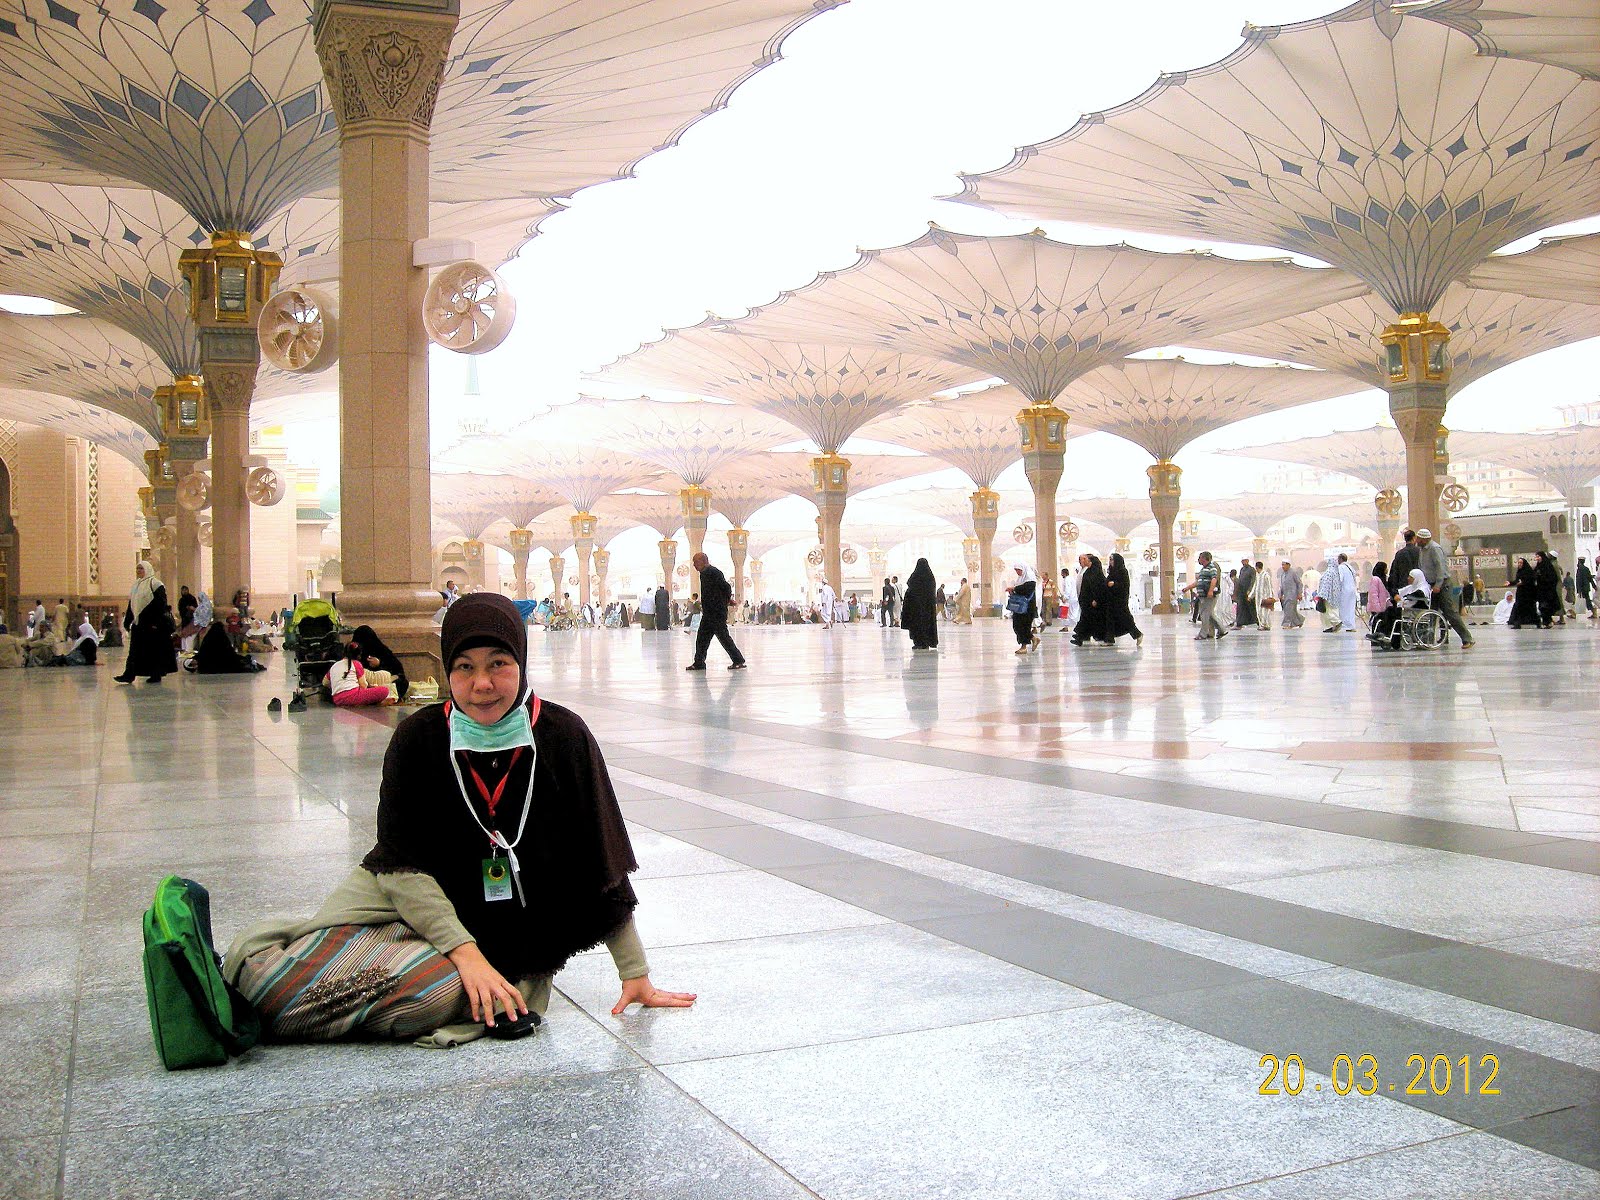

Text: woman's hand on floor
xmin=612 ymin=974 xmax=697 ymax=1015
xmin=446 ymin=942 xmax=526 ymax=1026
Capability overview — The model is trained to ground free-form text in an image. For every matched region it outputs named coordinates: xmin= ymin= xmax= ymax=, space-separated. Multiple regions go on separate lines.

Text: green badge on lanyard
xmin=482 ymin=856 xmax=513 ymax=902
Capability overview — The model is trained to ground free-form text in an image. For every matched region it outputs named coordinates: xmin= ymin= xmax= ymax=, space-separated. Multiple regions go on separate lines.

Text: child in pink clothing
xmin=325 ymin=645 xmax=393 ymax=707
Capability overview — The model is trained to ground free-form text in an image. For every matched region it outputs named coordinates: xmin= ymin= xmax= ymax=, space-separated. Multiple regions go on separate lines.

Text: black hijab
xmin=194 ymin=622 xmax=253 ymax=673
xmin=361 ymin=592 xmax=638 ymax=979
xmin=1080 ymin=554 xmax=1108 ymax=601
xmin=905 ymin=558 xmax=936 ymax=602
xmin=350 ymin=624 xmax=406 ymax=681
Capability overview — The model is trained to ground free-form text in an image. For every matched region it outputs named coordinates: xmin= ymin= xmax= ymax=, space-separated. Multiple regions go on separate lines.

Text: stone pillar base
xmin=1152 ymin=602 xmax=1177 ymax=615
xmin=337 ymin=583 xmax=442 ymax=682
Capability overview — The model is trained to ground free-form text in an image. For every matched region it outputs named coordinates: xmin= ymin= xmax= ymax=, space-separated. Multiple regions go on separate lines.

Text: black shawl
xmin=124 ymin=584 xmax=178 ymax=678
xmin=351 ymin=625 xmax=408 ymax=697
xmin=901 ymin=559 xmax=939 ymax=648
xmin=1075 ymin=558 xmax=1110 ymax=641
xmin=194 ymin=622 xmax=256 ymax=673
xmin=361 ymin=698 xmax=638 ymax=980
xmin=1510 ymin=563 xmax=1539 ymax=625
xmin=1105 ymin=555 xmax=1140 ymax=637
xmin=1533 ymin=557 xmax=1562 ymax=607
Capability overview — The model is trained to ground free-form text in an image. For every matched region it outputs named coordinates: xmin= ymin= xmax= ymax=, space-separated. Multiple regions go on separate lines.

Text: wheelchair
xmin=1370 ymin=603 xmax=1448 ymax=651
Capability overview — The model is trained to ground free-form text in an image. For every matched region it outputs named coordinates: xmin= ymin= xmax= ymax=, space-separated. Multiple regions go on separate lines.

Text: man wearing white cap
xmin=1415 ymin=528 xmax=1474 ymax=649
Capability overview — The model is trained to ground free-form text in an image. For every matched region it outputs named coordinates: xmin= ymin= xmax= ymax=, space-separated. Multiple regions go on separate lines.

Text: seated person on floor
xmin=349 ymin=624 xmax=408 ymax=700
xmin=224 ymin=593 xmax=694 ymax=1045
xmin=324 ymin=642 xmax=395 ymax=707
xmin=190 ymin=622 xmax=265 ymax=673
xmin=49 ymin=616 xmax=99 ymax=666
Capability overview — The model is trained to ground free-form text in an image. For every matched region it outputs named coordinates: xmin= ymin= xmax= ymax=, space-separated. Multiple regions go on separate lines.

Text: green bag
xmin=142 ymin=875 xmax=260 ymax=1070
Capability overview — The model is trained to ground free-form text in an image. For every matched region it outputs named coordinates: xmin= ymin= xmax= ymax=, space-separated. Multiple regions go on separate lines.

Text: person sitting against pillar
xmin=225 ymin=594 xmax=694 ymax=1044
xmin=115 ymin=562 xmax=178 ymax=684
xmin=324 ymin=641 xmax=395 ymax=705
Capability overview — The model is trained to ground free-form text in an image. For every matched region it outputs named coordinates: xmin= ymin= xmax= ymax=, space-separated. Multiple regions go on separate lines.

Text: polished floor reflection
xmin=2 ymin=616 xmax=1597 ymax=1198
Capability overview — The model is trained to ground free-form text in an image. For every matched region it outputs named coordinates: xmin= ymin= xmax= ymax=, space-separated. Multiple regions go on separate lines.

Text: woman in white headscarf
xmin=1005 ymin=563 xmax=1039 ymax=655
xmin=114 ymin=560 xmax=178 ymax=684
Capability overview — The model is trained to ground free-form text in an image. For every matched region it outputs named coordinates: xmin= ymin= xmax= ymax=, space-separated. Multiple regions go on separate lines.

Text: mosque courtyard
xmin=2 ymin=616 xmax=1595 ymax=1199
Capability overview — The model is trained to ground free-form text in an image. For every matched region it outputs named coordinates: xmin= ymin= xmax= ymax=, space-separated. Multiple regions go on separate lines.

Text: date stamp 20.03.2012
xmin=1259 ymin=1052 xmax=1500 ymax=1098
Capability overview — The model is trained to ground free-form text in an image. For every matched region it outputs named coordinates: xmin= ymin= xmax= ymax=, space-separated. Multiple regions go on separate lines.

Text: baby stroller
xmin=287 ymin=598 xmax=342 ymax=688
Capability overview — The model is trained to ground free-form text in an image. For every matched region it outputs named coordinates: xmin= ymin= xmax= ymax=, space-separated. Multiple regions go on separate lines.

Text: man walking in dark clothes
xmin=686 ymin=552 xmax=746 ymax=671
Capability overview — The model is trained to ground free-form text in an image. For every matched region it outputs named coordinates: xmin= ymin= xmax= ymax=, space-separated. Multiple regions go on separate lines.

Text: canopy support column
xmin=971 ymin=488 xmax=999 ymax=618
xmin=508 ymin=528 xmax=532 ymax=600
xmin=1018 ymin=405 xmax=1068 ymax=623
xmin=658 ymin=539 xmax=678 ymax=597
xmin=593 ymin=548 xmax=610 ymax=607
xmin=315 ymin=0 xmax=459 ymax=685
xmin=812 ymin=454 xmax=849 ymax=597
xmin=681 ymin=486 xmax=710 ymax=598
xmin=1148 ymin=460 xmax=1181 ymax=614
xmin=571 ymin=512 xmax=597 ymax=609
xmin=727 ymin=528 xmax=749 ymax=606
xmin=1381 ymin=314 xmax=1451 ymax=539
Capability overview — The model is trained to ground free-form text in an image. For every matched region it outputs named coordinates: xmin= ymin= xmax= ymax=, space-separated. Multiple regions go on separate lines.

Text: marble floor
xmin=2 ymin=614 xmax=1597 ymax=1199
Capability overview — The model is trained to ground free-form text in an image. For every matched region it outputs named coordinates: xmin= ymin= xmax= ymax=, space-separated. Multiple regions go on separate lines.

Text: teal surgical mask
xmin=447 ymin=698 xmax=535 ymax=755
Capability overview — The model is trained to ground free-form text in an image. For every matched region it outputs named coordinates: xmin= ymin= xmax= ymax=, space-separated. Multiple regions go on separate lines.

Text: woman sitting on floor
xmin=189 ymin=622 xmax=264 ymax=674
xmin=349 ymin=624 xmax=409 ymax=700
xmin=49 ymin=615 xmax=99 ymax=666
xmin=225 ymin=593 xmax=694 ymax=1044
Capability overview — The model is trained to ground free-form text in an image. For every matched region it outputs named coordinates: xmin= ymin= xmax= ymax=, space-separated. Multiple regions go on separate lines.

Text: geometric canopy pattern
xmin=1220 ymin=424 xmax=1411 ymax=492
xmin=437 ymin=428 xmax=661 ymax=515
xmin=431 ymin=470 xmax=567 ymax=539
xmin=954 ymin=1 xmax=1600 ymax=314
xmin=732 ymin=228 xmax=1370 ymax=405
xmin=1447 ymin=424 xmax=1600 ymax=500
xmin=0 ymin=0 xmax=843 ymax=229
xmin=1058 ymin=495 xmax=1158 ymax=539
xmin=1055 ymin=357 xmax=1367 ymax=462
xmin=0 ymin=180 xmax=203 ymax=374
xmin=554 ymin=396 xmax=795 ymax=487
xmin=1196 ymin=491 xmax=1367 ymax=538
xmin=1192 ymin=282 xmax=1600 ymax=394
xmin=1411 ymin=0 xmax=1600 ymax=81
xmin=0 ymin=310 xmax=165 ymax=436
xmin=717 ymin=450 xmax=937 ymax=506
xmin=1462 ymin=231 xmax=1600 ymax=305
xmin=860 ymin=385 xmax=1044 ymax=490
xmin=0 ymin=385 xmax=154 ymax=466
xmin=601 ymin=322 xmax=993 ymax=452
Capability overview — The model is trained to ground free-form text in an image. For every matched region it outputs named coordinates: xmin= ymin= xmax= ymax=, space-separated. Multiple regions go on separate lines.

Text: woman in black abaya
xmin=351 ymin=624 xmax=409 ymax=699
xmin=1508 ymin=558 xmax=1539 ymax=629
xmin=1071 ymin=554 xmax=1113 ymax=647
xmin=115 ymin=561 xmax=178 ymax=684
xmin=901 ymin=558 xmax=939 ymax=650
xmin=1104 ymin=553 xmax=1144 ymax=647
xmin=1533 ymin=552 xmax=1563 ymax=628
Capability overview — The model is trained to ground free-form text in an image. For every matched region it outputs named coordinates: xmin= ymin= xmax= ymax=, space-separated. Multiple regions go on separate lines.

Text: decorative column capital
xmin=658 ymin=538 xmax=678 ymax=556
xmin=1380 ymin=312 xmax=1451 ymax=387
xmin=811 ymin=453 xmax=850 ymax=502
xmin=315 ymin=0 xmax=459 ymax=135
xmin=462 ymin=537 xmax=483 ymax=560
xmin=1016 ymin=404 xmax=1069 ymax=457
xmin=179 ymin=232 xmax=282 ymax=331
xmin=726 ymin=528 xmax=749 ymax=554
xmin=680 ymin=485 xmax=712 ymax=524
xmin=570 ymin=511 xmax=598 ymax=543
xmin=507 ymin=527 xmax=532 ymax=551
xmin=970 ymin=487 xmax=1000 ymax=529
xmin=203 ymin=364 xmax=258 ymax=416
xmin=592 ymin=548 xmax=610 ymax=573
xmin=157 ymin=375 xmax=211 ymax=453
xmin=1146 ymin=459 xmax=1182 ymax=498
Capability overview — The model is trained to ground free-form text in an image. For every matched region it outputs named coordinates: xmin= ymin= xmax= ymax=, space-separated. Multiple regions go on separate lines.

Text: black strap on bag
xmin=161 ymin=942 xmax=258 ymax=1056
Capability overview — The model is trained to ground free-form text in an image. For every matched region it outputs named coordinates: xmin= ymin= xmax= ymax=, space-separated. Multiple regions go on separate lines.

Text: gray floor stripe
xmin=617 ymin=754 xmax=1600 ymax=1036
xmin=626 ymin=794 xmax=1600 ymax=1170
xmin=598 ymin=701 xmax=1600 ymax=877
